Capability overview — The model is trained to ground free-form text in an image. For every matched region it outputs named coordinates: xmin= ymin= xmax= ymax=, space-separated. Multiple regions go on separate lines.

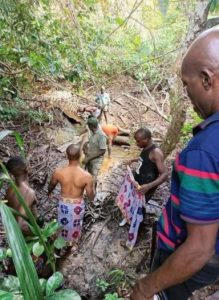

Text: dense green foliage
xmin=0 ymin=1 xmax=195 ymax=94
xmin=0 ymin=0 xmax=218 ymax=123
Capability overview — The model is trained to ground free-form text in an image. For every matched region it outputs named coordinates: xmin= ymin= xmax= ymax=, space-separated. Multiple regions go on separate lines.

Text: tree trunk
xmin=161 ymin=0 xmax=212 ymax=159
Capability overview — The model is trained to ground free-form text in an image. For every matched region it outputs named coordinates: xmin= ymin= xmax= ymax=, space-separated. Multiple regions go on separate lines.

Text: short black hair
xmin=6 ymin=157 xmax=27 ymax=176
xmin=134 ymin=127 xmax=151 ymax=139
xmin=87 ymin=117 xmax=98 ymax=129
xmin=66 ymin=143 xmax=81 ymax=161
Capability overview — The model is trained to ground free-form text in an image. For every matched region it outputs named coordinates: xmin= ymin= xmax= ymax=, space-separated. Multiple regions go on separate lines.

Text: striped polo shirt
xmin=157 ymin=112 xmax=219 ymax=254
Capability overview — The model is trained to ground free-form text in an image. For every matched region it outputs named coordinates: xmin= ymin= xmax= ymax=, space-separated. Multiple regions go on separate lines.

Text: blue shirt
xmin=157 ymin=112 xmax=219 ymax=254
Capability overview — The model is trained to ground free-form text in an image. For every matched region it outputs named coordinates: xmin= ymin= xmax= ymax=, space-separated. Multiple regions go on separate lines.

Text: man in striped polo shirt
xmin=131 ymin=29 xmax=219 ymax=300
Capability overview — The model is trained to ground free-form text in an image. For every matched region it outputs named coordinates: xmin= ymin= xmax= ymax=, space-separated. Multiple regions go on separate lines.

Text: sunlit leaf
xmin=0 ymin=249 xmax=6 ymax=260
xmin=46 ymin=289 xmax=81 ymax=300
xmin=32 ymin=242 xmax=44 ymax=257
xmin=53 ymin=237 xmax=66 ymax=250
xmin=0 ymin=276 xmax=20 ymax=292
xmin=39 ymin=278 xmax=47 ymax=294
xmin=42 ymin=220 xmax=60 ymax=238
xmin=46 ymin=272 xmax=63 ymax=296
xmin=12 ymin=132 xmax=25 ymax=158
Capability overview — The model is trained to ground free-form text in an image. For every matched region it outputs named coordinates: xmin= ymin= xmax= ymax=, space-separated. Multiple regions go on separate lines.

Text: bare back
xmin=6 ymin=181 xmax=35 ymax=217
xmin=51 ymin=165 xmax=94 ymax=200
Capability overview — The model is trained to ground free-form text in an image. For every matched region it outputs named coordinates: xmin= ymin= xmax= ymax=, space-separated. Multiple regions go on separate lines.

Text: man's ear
xmin=200 ymin=69 xmax=213 ymax=90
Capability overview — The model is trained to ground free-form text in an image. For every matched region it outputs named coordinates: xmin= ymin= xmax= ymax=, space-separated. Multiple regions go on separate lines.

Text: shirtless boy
xmin=5 ymin=156 xmax=36 ymax=234
xmin=48 ymin=143 xmax=95 ymax=244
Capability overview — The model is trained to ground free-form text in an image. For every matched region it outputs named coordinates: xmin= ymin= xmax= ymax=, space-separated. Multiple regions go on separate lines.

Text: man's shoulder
xmin=77 ymin=167 xmax=93 ymax=181
xmin=97 ymin=130 xmax=106 ymax=138
xmin=151 ymin=147 xmax=164 ymax=159
xmin=186 ymin=123 xmax=219 ymax=158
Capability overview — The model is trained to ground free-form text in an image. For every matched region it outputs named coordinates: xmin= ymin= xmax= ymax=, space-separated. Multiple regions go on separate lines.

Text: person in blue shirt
xmin=131 ymin=29 xmax=219 ymax=300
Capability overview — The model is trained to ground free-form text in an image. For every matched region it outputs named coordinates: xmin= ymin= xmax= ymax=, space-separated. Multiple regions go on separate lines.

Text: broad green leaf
xmin=42 ymin=220 xmax=60 ymax=238
xmin=12 ymin=132 xmax=25 ymax=158
xmin=0 ymin=203 xmax=43 ymax=300
xmin=0 ymin=249 xmax=6 ymax=260
xmin=26 ymin=241 xmax=36 ymax=253
xmin=0 ymin=290 xmax=13 ymax=300
xmin=32 ymin=242 xmax=44 ymax=257
xmin=46 ymin=272 xmax=63 ymax=296
xmin=13 ymin=294 xmax=24 ymax=300
xmin=28 ymin=224 xmax=38 ymax=236
xmin=39 ymin=278 xmax=47 ymax=294
xmin=53 ymin=237 xmax=66 ymax=250
xmin=6 ymin=249 xmax=12 ymax=257
xmin=46 ymin=289 xmax=81 ymax=300
xmin=0 ymin=174 xmax=10 ymax=181
xmin=0 ymin=130 xmax=12 ymax=141
xmin=0 ymin=276 xmax=20 ymax=292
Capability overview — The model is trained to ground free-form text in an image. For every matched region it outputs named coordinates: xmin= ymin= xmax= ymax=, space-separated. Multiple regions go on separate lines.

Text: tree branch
xmin=122 ymin=93 xmax=169 ymax=122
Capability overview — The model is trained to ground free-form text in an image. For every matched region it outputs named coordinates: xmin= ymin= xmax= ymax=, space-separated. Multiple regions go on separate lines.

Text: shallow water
xmin=100 ymin=145 xmax=140 ymax=174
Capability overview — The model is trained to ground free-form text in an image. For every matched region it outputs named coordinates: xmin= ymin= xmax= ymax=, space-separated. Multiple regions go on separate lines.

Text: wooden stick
xmin=122 ymin=93 xmax=169 ymax=122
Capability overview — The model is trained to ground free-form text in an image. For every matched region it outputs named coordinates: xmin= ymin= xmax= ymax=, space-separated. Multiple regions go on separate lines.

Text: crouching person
xmin=5 ymin=156 xmax=36 ymax=235
xmin=48 ymin=144 xmax=95 ymax=245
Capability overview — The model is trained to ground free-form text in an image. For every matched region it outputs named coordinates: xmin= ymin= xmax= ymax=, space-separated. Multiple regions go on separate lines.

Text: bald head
xmin=181 ymin=29 xmax=219 ymax=119
xmin=66 ymin=144 xmax=81 ymax=161
xmin=182 ymin=29 xmax=219 ymax=75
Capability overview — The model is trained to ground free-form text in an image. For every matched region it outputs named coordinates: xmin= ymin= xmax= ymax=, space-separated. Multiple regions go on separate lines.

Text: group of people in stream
xmin=4 ymin=29 xmax=219 ymax=300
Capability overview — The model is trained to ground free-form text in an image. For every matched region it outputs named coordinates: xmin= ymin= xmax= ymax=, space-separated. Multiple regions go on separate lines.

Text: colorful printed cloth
xmin=116 ymin=167 xmax=145 ymax=249
xmin=58 ymin=196 xmax=85 ymax=244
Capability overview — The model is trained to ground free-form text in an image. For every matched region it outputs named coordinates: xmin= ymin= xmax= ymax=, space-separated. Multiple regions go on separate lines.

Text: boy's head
xmin=6 ymin=157 xmax=28 ymax=177
xmin=134 ymin=127 xmax=152 ymax=149
xmin=66 ymin=143 xmax=81 ymax=161
xmin=87 ymin=117 xmax=98 ymax=131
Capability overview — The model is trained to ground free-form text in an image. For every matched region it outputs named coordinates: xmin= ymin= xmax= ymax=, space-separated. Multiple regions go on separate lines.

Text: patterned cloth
xmin=116 ymin=167 xmax=145 ymax=249
xmin=58 ymin=196 xmax=85 ymax=244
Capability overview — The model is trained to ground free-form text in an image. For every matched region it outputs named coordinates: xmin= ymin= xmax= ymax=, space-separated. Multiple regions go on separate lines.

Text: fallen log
xmin=117 ymin=125 xmax=130 ymax=136
xmin=113 ymin=136 xmax=130 ymax=146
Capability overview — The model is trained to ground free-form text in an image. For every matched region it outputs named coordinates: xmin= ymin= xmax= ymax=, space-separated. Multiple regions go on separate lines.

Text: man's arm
xmin=138 ymin=149 xmax=167 ymax=194
xmin=130 ymin=222 xmax=218 ymax=300
xmin=83 ymin=134 xmax=107 ymax=165
xmin=123 ymin=158 xmax=138 ymax=166
xmin=85 ymin=175 xmax=95 ymax=201
xmin=83 ymin=149 xmax=106 ymax=165
xmin=48 ymin=170 xmax=59 ymax=196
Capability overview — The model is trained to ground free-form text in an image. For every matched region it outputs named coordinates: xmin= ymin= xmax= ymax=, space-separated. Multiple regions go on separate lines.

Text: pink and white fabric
xmin=57 ymin=196 xmax=85 ymax=244
xmin=116 ymin=166 xmax=145 ymax=249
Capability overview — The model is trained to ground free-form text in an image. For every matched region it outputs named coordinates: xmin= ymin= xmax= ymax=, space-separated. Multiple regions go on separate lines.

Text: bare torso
xmin=54 ymin=165 xmax=92 ymax=199
xmin=6 ymin=181 xmax=35 ymax=216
